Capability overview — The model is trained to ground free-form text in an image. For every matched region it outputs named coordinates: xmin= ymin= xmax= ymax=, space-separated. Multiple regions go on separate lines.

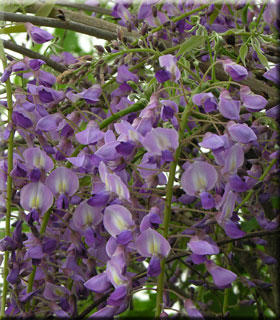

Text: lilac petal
xmin=135 ymin=228 xmax=171 ymax=258
xmin=142 ymin=127 xmax=178 ymax=156
xmin=20 ymin=182 xmax=53 ymax=214
xmin=43 ymin=282 xmax=68 ymax=301
xmin=42 ymin=237 xmax=57 ymax=254
xmin=26 ymin=245 xmax=43 ymax=259
xmin=263 ymin=65 xmax=279 ymax=84
xmin=90 ymin=306 xmax=117 ymax=318
xmin=181 ymin=161 xmax=218 ymax=196
xmin=155 ymin=69 xmax=171 ymax=83
xmin=192 ymin=92 xmax=217 ymax=113
xmin=222 ymin=143 xmax=244 ymax=174
xmin=23 ymin=147 xmax=54 ymax=172
xmin=25 ymin=23 xmax=54 ymax=44
xmin=229 ymin=174 xmax=248 ymax=192
xmin=12 ymin=111 xmax=33 ymax=128
xmin=78 ymin=85 xmax=102 ymax=104
xmin=206 ymin=261 xmax=237 ymax=288
xmin=75 ymin=126 xmax=104 ymax=145
xmin=45 ymin=167 xmax=79 ymax=196
xmin=228 ymin=123 xmax=257 ymax=144
xmin=87 ymin=192 xmax=109 ymax=207
xmin=222 ymin=59 xmax=248 ymax=81
xmin=116 ymin=65 xmax=139 ymax=83
xmin=116 ymin=230 xmax=133 ymax=245
xmin=1 ymin=68 xmax=12 ymax=82
xmin=159 ymin=54 xmax=181 ymax=82
xmin=188 ymin=236 xmax=219 ymax=255
xmin=103 ymin=204 xmax=134 ymax=238
xmin=266 ymin=105 xmax=279 ymax=118
xmin=84 ymin=273 xmax=111 ymax=293
xmin=184 ymin=299 xmax=204 ymax=318
xmin=200 ymin=191 xmax=215 ymax=209
xmin=147 ymin=255 xmax=161 ymax=277
xmin=73 ymin=200 xmax=103 ymax=229
xmin=29 ymin=59 xmax=46 ymax=71
xmin=99 ymin=162 xmax=130 ymax=201
xmin=218 ymin=90 xmax=240 ymax=120
xmin=240 ymin=86 xmax=267 ymax=111
xmin=190 ymin=254 xmax=207 ymax=265
xmin=29 ymin=168 xmax=41 ymax=182
xmin=224 ymin=220 xmax=246 ymax=239
xmin=36 ymin=113 xmax=63 ymax=132
xmin=106 ymin=252 xmax=127 ymax=287
xmin=107 ymin=285 xmax=127 ymax=306
xmin=115 ymin=142 xmax=134 ymax=156
xmin=199 ymin=133 xmax=224 ymax=150
xmin=7 ymin=266 xmax=19 ymax=284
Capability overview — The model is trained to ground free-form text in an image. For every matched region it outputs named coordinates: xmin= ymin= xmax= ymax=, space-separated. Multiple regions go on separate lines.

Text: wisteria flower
xmin=206 ymin=260 xmax=237 ymax=288
xmin=25 ymin=23 xmax=54 ymax=44
xmin=156 ymin=54 xmax=181 ymax=83
xmin=221 ymin=59 xmax=248 ymax=81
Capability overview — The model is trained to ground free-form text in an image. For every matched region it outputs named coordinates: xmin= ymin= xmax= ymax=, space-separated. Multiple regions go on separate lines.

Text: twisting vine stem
xmin=0 ymin=41 xmax=15 ymax=319
xmin=155 ymin=91 xmax=196 ymax=317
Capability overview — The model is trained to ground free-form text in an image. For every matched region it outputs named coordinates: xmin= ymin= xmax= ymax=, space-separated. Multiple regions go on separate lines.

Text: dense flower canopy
xmin=0 ymin=0 xmax=279 ymax=319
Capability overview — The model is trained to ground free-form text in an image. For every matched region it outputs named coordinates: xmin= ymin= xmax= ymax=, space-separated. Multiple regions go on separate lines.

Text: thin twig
xmin=2 ymin=40 xmax=66 ymax=73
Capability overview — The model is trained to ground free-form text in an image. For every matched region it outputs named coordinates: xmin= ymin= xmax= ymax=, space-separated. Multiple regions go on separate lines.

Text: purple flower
xmin=263 ymin=65 xmax=279 ymax=84
xmin=1 ymin=68 xmax=12 ymax=82
xmin=99 ymin=161 xmax=130 ymax=201
xmin=25 ymin=23 xmax=54 ymax=44
xmin=103 ymin=204 xmax=134 ymax=238
xmin=229 ymin=174 xmax=248 ymax=192
xmin=12 ymin=111 xmax=33 ymax=128
xmin=228 ymin=123 xmax=257 ymax=144
xmin=192 ymin=93 xmax=217 ymax=113
xmin=158 ymin=54 xmax=181 ymax=82
xmin=106 ymin=251 xmax=128 ymax=287
xmin=142 ymin=127 xmax=178 ymax=156
xmin=206 ymin=260 xmax=237 ymax=288
xmin=45 ymin=167 xmax=79 ymax=196
xmin=222 ymin=143 xmax=244 ymax=174
xmin=29 ymin=59 xmax=46 ymax=71
xmin=36 ymin=113 xmax=63 ymax=132
xmin=73 ymin=200 xmax=103 ymax=230
xmin=240 ymin=86 xmax=267 ymax=111
xmin=222 ymin=59 xmax=248 ymax=81
xmin=147 ymin=255 xmax=161 ymax=277
xmin=23 ymin=147 xmax=54 ymax=172
xmin=184 ymin=299 xmax=204 ymax=318
xmin=75 ymin=122 xmax=104 ymax=145
xmin=78 ymin=85 xmax=102 ymax=104
xmin=199 ymin=133 xmax=224 ymax=150
xmin=107 ymin=285 xmax=127 ymax=306
xmin=188 ymin=236 xmax=219 ymax=255
xmin=155 ymin=69 xmax=171 ymax=83
xmin=135 ymin=228 xmax=170 ymax=258
xmin=84 ymin=273 xmax=111 ymax=293
xmin=20 ymin=182 xmax=53 ymax=214
xmin=218 ymin=90 xmax=240 ymax=120
xmin=160 ymin=100 xmax=178 ymax=121
xmin=116 ymin=65 xmax=139 ymax=83
xmin=181 ymin=161 xmax=218 ymax=196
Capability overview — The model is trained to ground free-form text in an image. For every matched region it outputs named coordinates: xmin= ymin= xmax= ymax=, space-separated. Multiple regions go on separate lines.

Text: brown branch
xmin=0 ymin=11 xmax=118 ymax=41
xmin=2 ymin=40 xmax=66 ymax=73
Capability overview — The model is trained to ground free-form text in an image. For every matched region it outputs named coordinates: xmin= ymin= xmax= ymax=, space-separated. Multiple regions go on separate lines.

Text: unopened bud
xmin=152 ymin=6 xmax=157 ymax=17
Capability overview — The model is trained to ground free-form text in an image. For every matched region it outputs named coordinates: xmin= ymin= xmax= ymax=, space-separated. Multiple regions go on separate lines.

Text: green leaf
xmin=239 ymin=43 xmax=248 ymax=66
xmin=241 ymin=217 xmax=258 ymax=232
xmin=251 ymin=38 xmax=269 ymax=68
xmin=241 ymin=3 xmax=249 ymax=25
xmin=0 ymin=24 xmax=26 ymax=34
xmin=35 ymin=0 xmax=55 ymax=17
xmin=209 ymin=7 xmax=220 ymax=25
xmin=177 ymin=35 xmax=205 ymax=57
xmin=79 ymin=176 xmax=91 ymax=187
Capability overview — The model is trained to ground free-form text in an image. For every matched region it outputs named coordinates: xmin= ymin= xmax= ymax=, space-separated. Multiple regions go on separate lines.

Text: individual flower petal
xmin=188 ymin=236 xmax=219 ymax=255
xmin=20 ymin=182 xmax=53 ymax=214
xmin=229 ymin=174 xmax=248 ymax=192
xmin=135 ymin=228 xmax=170 ymax=258
xmin=240 ymin=86 xmax=267 ymax=111
xmin=200 ymin=191 xmax=215 ymax=209
xmin=36 ymin=113 xmax=63 ymax=132
xmin=78 ymin=85 xmax=102 ymax=104
xmin=103 ymin=204 xmax=134 ymax=238
xmin=228 ymin=123 xmax=257 ymax=144
xmin=25 ymin=23 xmax=54 ymax=44
xmin=75 ymin=123 xmax=104 ymax=145
xmin=12 ymin=111 xmax=33 ymax=128
xmin=222 ymin=143 xmax=244 ymax=174
xmin=206 ymin=260 xmax=237 ymax=288
xmin=23 ymin=147 xmax=54 ymax=172
xmin=84 ymin=273 xmax=111 ymax=293
xmin=199 ymin=133 xmax=225 ymax=150
xmin=116 ymin=65 xmax=139 ymax=83
xmin=155 ymin=69 xmax=171 ymax=83
xmin=107 ymin=285 xmax=127 ymax=306
xmin=147 ymin=255 xmax=161 ymax=277
xmin=263 ymin=65 xmax=279 ymax=84
xmin=159 ymin=54 xmax=181 ymax=82
xmin=45 ymin=167 xmax=79 ymax=196
xmin=184 ymin=299 xmax=204 ymax=319
xmin=29 ymin=59 xmax=46 ymax=71
xmin=181 ymin=161 xmax=218 ymax=196
xmin=106 ymin=252 xmax=127 ymax=287
xmin=116 ymin=230 xmax=133 ymax=245
xmin=142 ymin=127 xmax=178 ymax=156
xmin=192 ymin=93 xmax=217 ymax=113
xmin=73 ymin=200 xmax=103 ymax=230
xmin=222 ymin=59 xmax=248 ymax=81
xmin=218 ymin=90 xmax=240 ymax=120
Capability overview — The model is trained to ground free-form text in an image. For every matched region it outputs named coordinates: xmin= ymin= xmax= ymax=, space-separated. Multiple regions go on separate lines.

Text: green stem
xmin=0 ymin=43 xmax=14 ymax=319
xmin=155 ymin=96 xmax=195 ymax=317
